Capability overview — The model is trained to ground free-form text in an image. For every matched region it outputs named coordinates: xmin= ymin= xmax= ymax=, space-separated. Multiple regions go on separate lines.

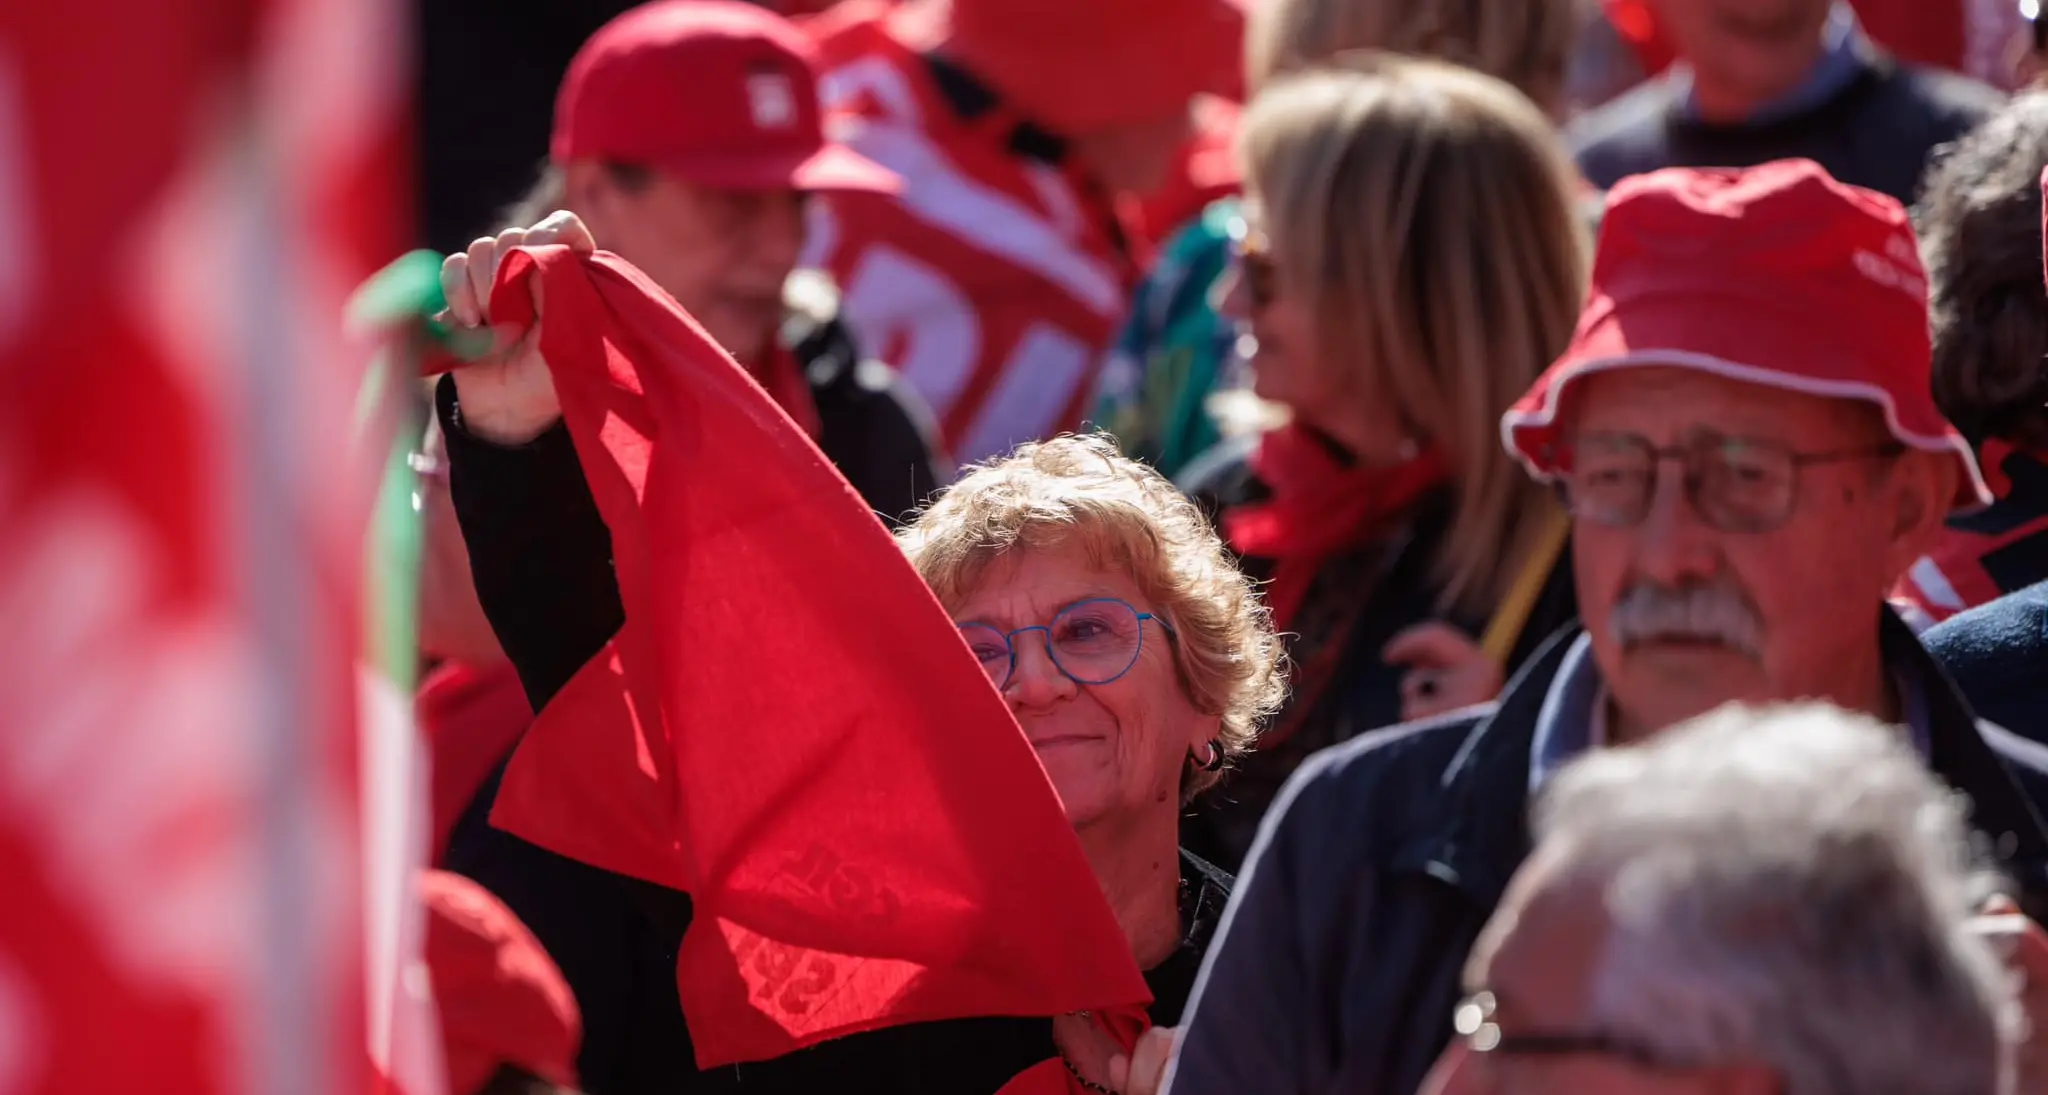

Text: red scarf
xmin=1223 ymin=425 xmax=1449 ymax=630
xmin=468 ymin=246 xmax=1149 ymax=1082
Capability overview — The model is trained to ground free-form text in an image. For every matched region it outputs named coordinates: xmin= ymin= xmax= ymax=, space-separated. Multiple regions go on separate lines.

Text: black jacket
xmin=436 ymin=362 xmax=1225 ymax=1093
xmin=1176 ymin=445 xmax=1578 ymax=872
xmin=1569 ymin=46 xmax=2000 ymax=206
xmin=1165 ymin=613 xmax=2048 ymax=1095
xmin=780 ymin=308 xmax=951 ymax=528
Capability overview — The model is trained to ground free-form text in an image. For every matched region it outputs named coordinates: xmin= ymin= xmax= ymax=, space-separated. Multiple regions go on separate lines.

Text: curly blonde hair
xmin=897 ymin=435 xmax=1288 ymax=798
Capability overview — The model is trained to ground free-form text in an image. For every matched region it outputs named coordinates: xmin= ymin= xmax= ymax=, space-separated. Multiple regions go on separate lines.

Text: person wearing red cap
xmin=794 ymin=0 xmax=1243 ymax=465
xmin=485 ymin=0 xmax=947 ymax=528
xmin=422 ymin=870 xmax=584 ymax=1095
xmin=1154 ymin=159 xmax=2048 ymax=1095
xmin=1569 ymin=0 xmax=2002 ymax=207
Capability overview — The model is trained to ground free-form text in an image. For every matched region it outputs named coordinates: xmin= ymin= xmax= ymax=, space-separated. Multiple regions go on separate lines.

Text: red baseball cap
xmin=422 ymin=870 xmax=583 ymax=1095
xmin=1502 ymin=158 xmax=1990 ymax=512
xmin=552 ymin=0 xmax=898 ymax=194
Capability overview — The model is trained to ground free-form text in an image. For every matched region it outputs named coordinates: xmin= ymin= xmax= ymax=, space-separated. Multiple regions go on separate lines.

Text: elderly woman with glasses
xmin=897 ymin=434 xmax=1287 ymax=1084
xmin=430 ymin=214 xmax=1287 ymax=1094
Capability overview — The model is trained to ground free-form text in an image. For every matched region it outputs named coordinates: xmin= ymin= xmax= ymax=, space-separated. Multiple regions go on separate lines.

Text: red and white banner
xmin=0 ymin=0 xmax=410 ymax=1092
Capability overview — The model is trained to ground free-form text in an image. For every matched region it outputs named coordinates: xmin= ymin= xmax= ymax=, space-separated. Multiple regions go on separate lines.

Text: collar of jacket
xmin=779 ymin=302 xmax=861 ymax=391
xmin=919 ymin=51 xmax=1070 ymax=165
xmin=1395 ymin=610 xmax=2048 ymax=912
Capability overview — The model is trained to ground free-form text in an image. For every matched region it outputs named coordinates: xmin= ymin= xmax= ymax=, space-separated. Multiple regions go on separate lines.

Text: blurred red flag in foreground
xmin=0 ymin=0 xmax=408 ymax=1092
xmin=479 ymin=246 xmax=1152 ymax=1078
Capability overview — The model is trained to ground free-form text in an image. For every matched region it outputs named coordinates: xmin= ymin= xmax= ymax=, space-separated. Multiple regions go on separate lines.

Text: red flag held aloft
xmin=478 ymin=245 xmax=1151 ymax=1069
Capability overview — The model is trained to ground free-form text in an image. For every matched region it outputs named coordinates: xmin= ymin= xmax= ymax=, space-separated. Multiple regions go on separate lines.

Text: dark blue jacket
xmin=1569 ymin=46 xmax=1998 ymax=207
xmin=1164 ymin=614 xmax=2048 ymax=1095
xmin=1927 ymin=580 xmax=2048 ymax=746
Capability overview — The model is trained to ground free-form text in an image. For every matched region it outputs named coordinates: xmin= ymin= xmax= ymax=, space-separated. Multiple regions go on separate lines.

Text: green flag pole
xmin=346 ymin=248 xmax=497 ymax=1085
xmin=343 ymin=248 xmax=500 ymax=685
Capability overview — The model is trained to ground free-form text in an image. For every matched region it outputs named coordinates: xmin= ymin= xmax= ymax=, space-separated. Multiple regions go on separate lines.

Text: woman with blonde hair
xmin=1093 ymin=0 xmax=1583 ymax=482
xmin=1180 ymin=53 xmax=1589 ymax=870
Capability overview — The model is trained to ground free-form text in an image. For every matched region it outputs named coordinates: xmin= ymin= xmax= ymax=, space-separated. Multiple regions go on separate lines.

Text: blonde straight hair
xmin=1241 ymin=54 xmax=1589 ymax=619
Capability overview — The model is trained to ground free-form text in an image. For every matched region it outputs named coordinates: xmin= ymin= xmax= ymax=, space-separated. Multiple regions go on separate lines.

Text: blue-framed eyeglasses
xmin=957 ymin=597 xmax=1177 ymax=691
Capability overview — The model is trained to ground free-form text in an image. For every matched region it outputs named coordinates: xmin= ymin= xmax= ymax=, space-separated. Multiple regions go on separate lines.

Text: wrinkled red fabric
xmin=2 ymin=4 xmax=385 ymax=1095
xmin=418 ymin=660 xmax=533 ymax=865
xmin=1225 ymin=425 xmax=1449 ymax=630
xmin=478 ymin=245 xmax=1150 ymax=1072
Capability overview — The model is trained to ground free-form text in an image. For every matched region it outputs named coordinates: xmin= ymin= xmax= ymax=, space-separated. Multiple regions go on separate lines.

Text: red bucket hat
xmin=422 ymin=870 xmax=582 ymax=1095
xmin=553 ymin=0 xmax=898 ymax=194
xmin=886 ymin=0 xmax=1246 ymax=136
xmin=1502 ymin=158 xmax=1990 ymax=511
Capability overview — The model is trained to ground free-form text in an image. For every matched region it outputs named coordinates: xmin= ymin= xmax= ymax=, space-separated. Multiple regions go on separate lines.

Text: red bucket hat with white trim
xmin=1502 ymin=158 xmax=1990 ymax=511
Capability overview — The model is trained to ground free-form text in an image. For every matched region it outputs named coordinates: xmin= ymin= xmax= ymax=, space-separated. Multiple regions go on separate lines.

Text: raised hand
xmin=438 ymin=210 xmax=596 ymax=445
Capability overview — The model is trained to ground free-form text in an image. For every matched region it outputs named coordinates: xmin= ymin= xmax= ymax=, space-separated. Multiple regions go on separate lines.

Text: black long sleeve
xmin=435 ymin=375 xmax=711 ymax=1094
xmin=438 ymin=374 xmax=622 ymax=712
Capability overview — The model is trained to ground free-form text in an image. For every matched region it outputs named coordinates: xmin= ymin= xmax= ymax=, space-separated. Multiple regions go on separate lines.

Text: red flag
xmin=481 ymin=245 xmax=1151 ymax=1068
xmin=0 ymin=0 xmax=404 ymax=1090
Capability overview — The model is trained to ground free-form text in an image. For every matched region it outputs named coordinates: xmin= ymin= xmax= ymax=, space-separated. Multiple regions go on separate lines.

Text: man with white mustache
xmin=1157 ymin=158 xmax=2048 ymax=1095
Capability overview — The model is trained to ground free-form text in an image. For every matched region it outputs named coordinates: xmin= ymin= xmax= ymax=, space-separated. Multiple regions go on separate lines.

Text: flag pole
xmin=348 ymin=249 xmax=464 ymax=1095
xmin=231 ymin=111 xmax=338 ymax=1095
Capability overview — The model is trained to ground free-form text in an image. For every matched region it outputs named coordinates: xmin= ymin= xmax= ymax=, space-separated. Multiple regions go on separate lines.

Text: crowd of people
xmin=403 ymin=1 xmax=2048 ymax=1094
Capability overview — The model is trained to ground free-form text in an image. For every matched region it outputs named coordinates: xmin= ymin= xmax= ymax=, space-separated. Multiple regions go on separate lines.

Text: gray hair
xmin=1533 ymin=702 xmax=2019 ymax=1095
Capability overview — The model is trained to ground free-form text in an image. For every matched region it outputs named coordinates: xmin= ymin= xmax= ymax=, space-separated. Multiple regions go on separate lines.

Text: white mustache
xmin=1609 ymin=583 xmax=1763 ymax=657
